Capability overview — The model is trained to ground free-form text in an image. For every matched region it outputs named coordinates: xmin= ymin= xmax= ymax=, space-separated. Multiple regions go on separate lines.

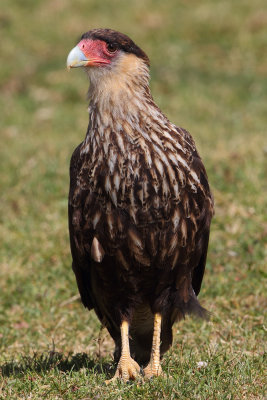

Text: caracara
xmin=66 ymin=29 xmax=214 ymax=382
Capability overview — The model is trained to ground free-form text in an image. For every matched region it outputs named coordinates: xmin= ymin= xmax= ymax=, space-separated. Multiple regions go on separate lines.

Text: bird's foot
xmin=143 ymin=362 xmax=163 ymax=379
xmin=105 ymin=356 xmax=141 ymax=384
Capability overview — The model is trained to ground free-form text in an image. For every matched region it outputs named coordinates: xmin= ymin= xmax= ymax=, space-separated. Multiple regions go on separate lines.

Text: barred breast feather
xmin=69 ymin=92 xmax=213 ymax=306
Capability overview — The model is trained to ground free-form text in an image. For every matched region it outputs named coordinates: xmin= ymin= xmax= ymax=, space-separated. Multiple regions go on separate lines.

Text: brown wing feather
xmin=192 ymin=230 xmax=210 ymax=296
xmin=69 ymin=143 xmax=94 ymax=310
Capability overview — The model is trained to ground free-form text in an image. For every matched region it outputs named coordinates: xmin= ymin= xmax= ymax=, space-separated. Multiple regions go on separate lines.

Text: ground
xmin=0 ymin=0 xmax=266 ymax=399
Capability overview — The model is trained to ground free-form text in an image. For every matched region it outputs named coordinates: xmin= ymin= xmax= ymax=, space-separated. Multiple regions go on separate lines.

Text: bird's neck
xmin=83 ymin=68 xmax=164 ymax=150
xmin=87 ymin=57 xmax=152 ymax=122
xmin=89 ymin=85 xmax=153 ymax=125
xmin=83 ymin=54 xmax=160 ymax=138
xmin=81 ymin=55 xmax=176 ymax=160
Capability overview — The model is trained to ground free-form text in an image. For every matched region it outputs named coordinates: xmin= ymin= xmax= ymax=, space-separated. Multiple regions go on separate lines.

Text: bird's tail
xmin=174 ymin=290 xmax=210 ymax=321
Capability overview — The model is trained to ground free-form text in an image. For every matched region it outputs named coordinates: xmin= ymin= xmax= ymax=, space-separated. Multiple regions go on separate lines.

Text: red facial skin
xmin=77 ymin=39 xmax=118 ymax=66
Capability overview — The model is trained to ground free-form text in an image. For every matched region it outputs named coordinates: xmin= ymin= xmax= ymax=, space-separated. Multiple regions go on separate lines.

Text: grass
xmin=0 ymin=0 xmax=266 ymax=398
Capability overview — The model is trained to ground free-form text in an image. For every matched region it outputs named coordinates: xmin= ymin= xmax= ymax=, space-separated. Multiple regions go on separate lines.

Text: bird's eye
xmin=106 ymin=43 xmax=118 ymax=53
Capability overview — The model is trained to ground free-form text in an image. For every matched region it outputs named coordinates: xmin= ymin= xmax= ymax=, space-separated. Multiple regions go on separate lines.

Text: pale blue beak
xmin=67 ymin=45 xmax=89 ymax=69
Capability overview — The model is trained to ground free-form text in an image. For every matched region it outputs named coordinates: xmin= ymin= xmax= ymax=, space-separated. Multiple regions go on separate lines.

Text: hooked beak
xmin=66 ymin=45 xmax=90 ymax=69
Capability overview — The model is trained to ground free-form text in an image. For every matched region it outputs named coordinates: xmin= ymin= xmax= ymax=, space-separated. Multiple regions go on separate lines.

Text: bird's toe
xmin=143 ymin=363 xmax=163 ymax=379
xmin=105 ymin=357 xmax=141 ymax=384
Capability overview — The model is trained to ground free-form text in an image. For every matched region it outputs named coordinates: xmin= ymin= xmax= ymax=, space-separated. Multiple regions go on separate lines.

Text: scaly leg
xmin=143 ymin=312 xmax=163 ymax=378
xmin=105 ymin=320 xmax=141 ymax=384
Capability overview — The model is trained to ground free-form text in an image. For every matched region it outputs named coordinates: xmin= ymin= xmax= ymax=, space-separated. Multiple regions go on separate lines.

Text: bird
xmin=66 ymin=28 xmax=214 ymax=383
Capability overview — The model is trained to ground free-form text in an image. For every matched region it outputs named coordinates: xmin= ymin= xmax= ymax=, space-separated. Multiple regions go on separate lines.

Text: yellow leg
xmin=105 ymin=320 xmax=141 ymax=384
xmin=143 ymin=312 xmax=163 ymax=378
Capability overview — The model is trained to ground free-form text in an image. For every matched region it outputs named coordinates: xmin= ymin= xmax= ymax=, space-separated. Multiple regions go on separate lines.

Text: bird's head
xmin=67 ymin=29 xmax=149 ymax=69
xmin=67 ymin=29 xmax=150 ymax=103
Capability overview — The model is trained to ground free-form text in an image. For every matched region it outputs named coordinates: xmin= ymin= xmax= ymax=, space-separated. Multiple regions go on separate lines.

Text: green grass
xmin=0 ymin=0 xmax=266 ymax=398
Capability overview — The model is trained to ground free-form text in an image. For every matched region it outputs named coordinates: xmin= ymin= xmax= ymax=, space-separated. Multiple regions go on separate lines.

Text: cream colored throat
xmin=88 ymin=53 xmax=150 ymax=118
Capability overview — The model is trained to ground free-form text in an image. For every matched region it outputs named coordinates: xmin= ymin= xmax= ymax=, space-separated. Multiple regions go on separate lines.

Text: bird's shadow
xmin=0 ymin=351 xmax=115 ymax=379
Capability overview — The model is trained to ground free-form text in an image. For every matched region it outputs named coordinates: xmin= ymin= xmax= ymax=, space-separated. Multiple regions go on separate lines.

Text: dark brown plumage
xmin=67 ymin=29 xmax=214 ymax=381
